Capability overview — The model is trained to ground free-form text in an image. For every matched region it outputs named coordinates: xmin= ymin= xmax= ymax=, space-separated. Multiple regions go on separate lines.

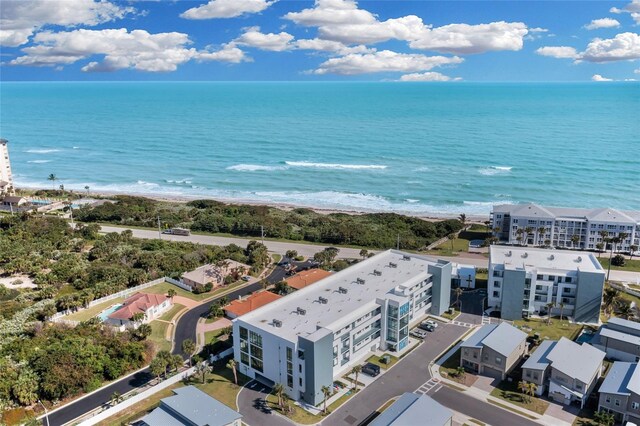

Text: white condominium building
xmin=0 ymin=139 xmax=15 ymax=196
xmin=488 ymin=246 xmax=605 ymax=324
xmin=232 ymin=250 xmax=454 ymax=405
xmin=491 ymin=203 xmax=640 ymax=253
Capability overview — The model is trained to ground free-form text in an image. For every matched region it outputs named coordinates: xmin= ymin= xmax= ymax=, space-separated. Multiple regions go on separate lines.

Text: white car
xmin=411 ymin=329 xmax=429 ymax=339
xmin=424 ymin=320 xmax=438 ymax=329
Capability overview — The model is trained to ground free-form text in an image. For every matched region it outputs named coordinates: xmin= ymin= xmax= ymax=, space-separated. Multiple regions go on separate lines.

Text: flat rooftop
xmin=238 ymin=250 xmax=445 ymax=342
xmin=493 ymin=203 xmax=640 ymax=223
xmin=490 ymin=246 xmax=604 ymax=273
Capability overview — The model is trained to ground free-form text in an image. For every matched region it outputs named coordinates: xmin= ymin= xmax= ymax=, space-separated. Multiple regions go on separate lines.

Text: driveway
xmin=237 ymin=380 xmax=293 ymax=426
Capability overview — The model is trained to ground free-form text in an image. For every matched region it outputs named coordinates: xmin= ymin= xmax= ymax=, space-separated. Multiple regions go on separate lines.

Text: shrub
xmin=611 ymin=254 xmax=626 ymax=267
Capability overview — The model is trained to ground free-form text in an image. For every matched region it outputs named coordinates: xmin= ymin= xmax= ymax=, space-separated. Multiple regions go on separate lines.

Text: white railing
xmin=49 ymin=277 xmax=191 ymax=322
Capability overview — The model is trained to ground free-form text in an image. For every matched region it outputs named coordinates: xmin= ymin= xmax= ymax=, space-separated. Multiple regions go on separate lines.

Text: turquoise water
xmin=98 ymin=304 xmax=123 ymax=322
xmin=1 ymin=82 xmax=638 ymax=216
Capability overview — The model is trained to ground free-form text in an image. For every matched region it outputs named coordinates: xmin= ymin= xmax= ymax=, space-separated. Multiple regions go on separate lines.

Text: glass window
xmin=250 ymin=357 xmax=263 ymax=372
xmin=632 ymin=402 xmax=639 ymax=410
xmin=605 ymin=396 xmax=611 ymax=403
xmin=241 ymin=352 xmax=249 ymax=365
xmin=615 ymin=399 xmax=620 ymax=407
xmin=287 ymin=375 xmax=293 ymax=388
xmin=249 ymin=331 xmax=262 ymax=347
xmin=239 ymin=327 xmax=248 ymax=340
xmin=495 ymin=357 xmax=502 ymax=364
xmin=287 ymin=347 xmax=293 ymax=361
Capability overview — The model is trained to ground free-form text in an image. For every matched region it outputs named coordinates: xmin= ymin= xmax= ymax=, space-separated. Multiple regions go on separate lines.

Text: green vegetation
xmin=599 ymin=257 xmax=640 ymax=272
xmin=513 ymin=318 xmax=582 ymax=341
xmin=75 ymin=195 xmax=463 ymax=250
xmin=64 ymin=298 xmax=125 ymax=322
xmin=439 ymin=348 xmax=466 ymax=383
xmin=95 ymin=384 xmax=180 ymax=426
xmin=441 ymin=308 xmax=460 ymax=320
xmin=158 ymin=303 xmax=185 ymax=322
xmin=144 ymin=282 xmax=205 ymax=301
xmin=148 ymin=321 xmax=171 ymax=352
xmin=366 ymin=353 xmax=399 ymax=370
xmin=490 ymin=380 xmax=549 ymax=415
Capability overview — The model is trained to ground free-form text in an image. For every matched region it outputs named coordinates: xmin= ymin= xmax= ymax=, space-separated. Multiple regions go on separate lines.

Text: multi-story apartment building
xmin=0 ymin=139 xmax=15 ymax=196
xmin=488 ymin=246 xmax=605 ymax=323
xmin=598 ymin=362 xmax=640 ymax=424
xmin=232 ymin=250 xmax=453 ymax=405
xmin=491 ymin=203 xmax=640 ymax=253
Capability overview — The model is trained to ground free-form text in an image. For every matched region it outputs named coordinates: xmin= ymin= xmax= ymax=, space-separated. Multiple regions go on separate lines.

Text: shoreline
xmin=19 ymin=186 xmax=491 ymax=223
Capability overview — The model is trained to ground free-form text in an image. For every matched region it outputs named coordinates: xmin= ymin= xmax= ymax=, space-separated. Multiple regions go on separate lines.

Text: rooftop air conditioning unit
xmin=577 ymin=256 xmax=582 ymax=262
xmin=522 ymin=252 xmax=528 ymax=258
xmin=373 ymin=270 xmax=382 ymax=276
xmin=402 ymin=255 xmax=411 ymax=261
xmin=506 ymin=250 xmax=512 ymax=257
xmin=549 ymin=255 xmax=555 ymax=260
xmin=273 ymin=319 xmax=282 ymax=328
xmin=297 ymin=307 xmax=306 ymax=316
xmin=338 ymin=287 xmax=348 ymax=294
xmin=318 ymin=297 xmax=328 ymax=304
xmin=389 ymin=262 xmax=398 ymax=268
xmin=356 ymin=278 xmax=365 ymax=285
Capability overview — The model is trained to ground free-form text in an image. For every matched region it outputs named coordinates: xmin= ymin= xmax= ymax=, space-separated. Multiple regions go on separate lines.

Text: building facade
xmin=232 ymin=250 xmax=453 ymax=405
xmin=488 ymin=246 xmax=605 ymax=322
xmin=597 ymin=362 xmax=640 ymax=424
xmin=491 ymin=203 xmax=640 ymax=253
xmin=591 ymin=318 xmax=640 ymax=362
xmin=0 ymin=139 xmax=15 ymax=196
xmin=105 ymin=292 xmax=172 ymax=329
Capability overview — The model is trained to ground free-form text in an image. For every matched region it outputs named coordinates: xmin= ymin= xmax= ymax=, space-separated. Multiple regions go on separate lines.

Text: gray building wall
xmin=574 ymin=270 xmax=605 ymax=323
xmin=628 ymin=392 xmax=640 ymax=423
xmin=595 ymin=336 xmax=640 ymax=361
xmin=429 ymin=261 xmax=452 ymax=316
xmin=522 ymin=367 xmax=547 ymax=388
xmin=299 ymin=328 xmax=334 ymax=405
xmin=501 ymin=269 xmax=526 ymax=320
xmin=598 ymin=392 xmax=629 ymax=421
xmin=461 ymin=347 xmax=481 ymax=372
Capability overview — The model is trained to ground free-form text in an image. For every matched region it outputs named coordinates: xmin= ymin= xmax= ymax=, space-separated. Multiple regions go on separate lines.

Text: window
xmin=526 ymin=371 xmax=531 ymax=378
xmin=563 ymin=287 xmax=571 ymax=293
xmin=632 ymin=402 xmax=639 ymax=410
xmin=239 ymin=327 xmax=248 ymax=340
xmin=565 ymin=277 xmax=572 ymax=283
xmin=287 ymin=375 xmax=293 ymax=388
xmin=533 ymin=373 xmax=539 ymax=380
xmin=493 ymin=281 xmax=501 ymax=288
xmin=493 ymin=291 xmax=500 ymax=298
xmin=298 ymin=349 xmax=305 ymax=360
xmin=299 ymin=377 xmax=303 ymax=386
xmin=615 ymin=399 xmax=621 ymax=407
xmin=464 ymin=349 xmax=469 ymax=356
xmin=249 ymin=331 xmax=262 ymax=347
xmin=250 ymin=357 xmax=263 ymax=372
xmin=495 ymin=357 xmax=502 ymax=364
xmin=605 ymin=396 xmax=611 ymax=403
xmin=299 ymin=364 xmax=302 ymax=373
xmin=241 ymin=352 xmax=249 ymax=366
xmin=537 ymin=274 xmax=543 ymax=280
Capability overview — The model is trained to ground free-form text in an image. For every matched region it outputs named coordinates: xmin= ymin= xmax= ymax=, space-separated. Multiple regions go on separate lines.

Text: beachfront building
xmin=597 ymin=362 xmax=640 ymax=424
xmin=369 ymin=393 xmax=453 ymax=426
xmin=182 ymin=260 xmax=250 ymax=290
xmin=223 ymin=291 xmax=282 ymax=319
xmin=232 ymin=250 xmax=453 ymax=405
xmin=491 ymin=203 xmax=640 ymax=253
xmin=104 ymin=292 xmax=172 ymax=329
xmin=0 ymin=139 xmax=15 ymax=196
xmin=452 ymin=263 xmax=476 ymax=289
xmin=142 ymin=386 xmax=242 ymax=426
xmin=460 ymin=322 xmax=527 ymax=380
xmin=488 ymin=246 xmax=605 ymax=323
xmin=591 ymin=318 xmax=640 ymax=362
xmin=521 ymin=337 xmax=605 ymax=407
xmin=285 ymin=268 xmax=332 ymax=291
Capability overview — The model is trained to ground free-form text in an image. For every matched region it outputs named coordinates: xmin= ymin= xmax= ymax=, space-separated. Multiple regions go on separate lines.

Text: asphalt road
xmin=237 ymin=381 xmax=293 ymax=426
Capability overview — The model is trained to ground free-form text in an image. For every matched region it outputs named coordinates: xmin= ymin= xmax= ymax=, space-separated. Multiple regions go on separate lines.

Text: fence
xmin=49 ymin=276 xmax=191 ymax=322
xmin=209 ymin=347 xmax=234 ymax=363
xmin=610 ymin=281 xmax=640 ymax=301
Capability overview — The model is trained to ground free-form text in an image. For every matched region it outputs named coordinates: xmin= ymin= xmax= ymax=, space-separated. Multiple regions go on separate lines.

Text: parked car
xmin=410 ymin=329 xmax=428 ymax=339
xmin=242 ymin=276 xmax=252 ymax=282
xmin=424 ymin=320 xmax=438 ymax=329
xmin=419 ymin=320 xmax=438 ymax=332
xmin=362 ymin=363 xmax=380 ymax=377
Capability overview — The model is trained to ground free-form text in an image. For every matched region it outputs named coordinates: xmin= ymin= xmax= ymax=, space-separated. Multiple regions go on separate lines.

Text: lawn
xmin=203 ymin=328 xmax=228 ymax=345
xmin=148 ymin=320 xmax=171 ymax=352
xmin=599 ymin=257 xmax=640 ymax=272
xmin=144 ymin=281 xmax=207 ymax=301
xmin=438 ymin=348 xmax=471 ymax=385
xmin=265 ymin=393 xmax=320 ymax=425
xmin=629 ymin=283 xmax=640 ymax=292
xmin=572 ymin=407 xmax=597 ymax=426
xmin=431 ymin=237 xmax=470 ymax=256
xmin=366 ymin=353 xmax=399 ymax=370
xmin=64 ymin=297 xmax=125 ymax=322
xmin=95 ymin=384 xmax=180 ymax=426
xmin=441 ymin=308 xmax=460 ymax=320
xmin=513 ymin=318 xmax=582 ymax=342
xmin=193 ymin=366 xmax=250 ymax=410
xmin=489 ymin=380 xmax=549 ymax=415
xmin=272 ymin=254 xmax=282 ymax=263
xmin=158 ymin=303 xmax=185 ymax=322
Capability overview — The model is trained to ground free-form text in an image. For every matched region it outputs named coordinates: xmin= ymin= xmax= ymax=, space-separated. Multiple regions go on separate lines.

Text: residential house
xmin=597 ymin=362 xmax=640 ymax=424
xmin=591 ymin=317 xmax=640 ymax=362
xmin=141 ymin=386 xmax=242 ymax=426
xmin=285 ymin=268 xmax=332 ymax=291
xmin=460 ymin=322 xmax=528 ymax=380
xmin=370 ymin=393 xmax=452 ymax=426
xmin=182 ymin=259 xmax=250 ymax=290
xmin=521 ymin=337 xmax=605 ymax=407
xmin=224 ymin=291 xmax=282 ymax=319
xmin=452 ymin=264 xmax=476 ymax=289
xmin=105 ymin=292 xmax=172 ymax=329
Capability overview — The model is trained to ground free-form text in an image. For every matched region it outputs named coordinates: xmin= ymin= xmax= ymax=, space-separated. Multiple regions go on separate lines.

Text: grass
xmin=599 ymin=257 xmax=640 ymax=272
xmin=148 ymin=320 xmax=171 ymax=352
xmin=63 ymin=297 xmax=125 ymax=321
xmin=628 ymin=283 xmax=640 ymax=291
xmin=265 ymin=393 xmax=320 ymax=425
xmin=429 ymin=237 xmax=470 ymax=256
xmin=95 ymin=384 xmax=180 ymax=426
xmin=487 ymin=399 xmax=538 ymax=419
xmin=439 ymin=348 xmax=467 ymax=384
xmin=158 ymin=303 xmax=185 ymax=322
xmin=144 ymin=281 xmax=208 ymax=301
xmin=193 ymin=366 xmax=250 ymax=410
xmin=366 ymin=353 xmax=399 ymax=370
xmin=572 ymin=407 xmax=597 ymax=426
xmin=203 ymin=328 xmax=227 ymax=345
xmin=489 ymin=380 xmax=549 ymax=415
xmin=513 ymin=318 xmax=582 ymax=342
xmin=272 ymin=253 xmax=282 ymax=263
xmin=441 ymin=308 xmax=460 ymax=320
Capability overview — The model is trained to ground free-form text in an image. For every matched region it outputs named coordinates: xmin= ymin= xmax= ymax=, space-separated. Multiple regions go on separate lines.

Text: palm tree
xmin=447 ymin=233 xmax=456 ymax=251
xmin=518 ymin=380 xmax=529 ymax=403
xmin=47 ymin=173 xmax=57 ymax=190
xmin=616 ymin=301 xmax=633 ymax=320
xmin=515 ymin=228 xmax=524 ymax=245
xmin=618 ymin=232 xmax=629 ymax=251
xmin=527 ymin=382 xmax=538 ymax=402
xmin=182 ymin=339 xmax=196 ymax=366
xmin=227 ymin=359 xmax=238 ymax=385
xmin=135 ymin=323 xmax=152 ymax=340
xmin=273 ymin=383 xmax=285 ymax=409
xmin=454 ymin=287 xmax=463 ymax=309
xmin=84 ymin=185 xmax=90 ymax=196
xmin=359 ymin=249 xmax=369 ymax=260
xmin=110 ymin=391 xmax=121 ymax=407
xmin=454 ymin=366 xmax=466 ymax=378
xmin=130 ymin=312 xmax=145 ymax=325
xmin=570 ymin=234 xmax=581 ymax=250
xmin=484 ymin=220 xmax=491 ymax=234
xmin=594 ymin=410 xmax=615 ymax=426
xmin=195 ymin=360 xmax=208 ymax=384
xmin=537 ymin=227 xmax=546 ymax=247
xmin=351 ymin=365 xmax=362 ymax=391
xmin=524 ymin=227 xmax=534 ymax=246
xmin=167 ymin=288 xmax=177 ymax=300
xmin=458 ymin=213 xmax=467 ymax=228
xmin=602 ymin=287 xmax=619 ymax=318
xmin=596 ymin=242 xmax=605 ymax=258
xmin=558 ymin=302 xmax=565 ymax=321
xmin=630 ymin=245 xmax=638 ymax=261
xmin=545 ymin=302 xmax=555 ymax=325
xmin=321 ymin=385 xmax=331 ymax=414
xmin=171 ymin=354 xmax=183 ymax=372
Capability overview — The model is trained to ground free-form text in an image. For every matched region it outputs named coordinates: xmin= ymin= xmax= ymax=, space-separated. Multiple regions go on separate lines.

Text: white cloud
xmin=312 ymin=50 xmax=463 ymax=75
xmin=0 ymin=0 xmax=133 ymax=47
xmin=399 ymin=72 xmax=460 ymax=81
xmin=294 ymin=38 xmax=373 ymax=54
xmin=284 ymin=0 xmax=530 ymax=54
xmin=9 ymin=28 xmax=248 ymax=72
xmin=592 ymin=74 xmax=613 ymax=81
xmin=535 ymin=46 xmax=578 ymax=59
xmin=635 ymin=68 xmax=640 ymax=73
xmin=180 ymin=0 xmax=275 ymax=20
xmin=234 ymin=27 xmax=294 ymax=51
xmin=584 ymin=18 xmax=620 ymax=30
xmin=610 ymin=0 xmax=640 ymax=24
xmin=581 ymin=32 xmax=640 ymax=62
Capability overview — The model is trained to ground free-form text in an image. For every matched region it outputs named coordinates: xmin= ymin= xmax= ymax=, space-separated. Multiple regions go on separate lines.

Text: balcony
xmin=354 ymin=328 xmax=381 ymax=346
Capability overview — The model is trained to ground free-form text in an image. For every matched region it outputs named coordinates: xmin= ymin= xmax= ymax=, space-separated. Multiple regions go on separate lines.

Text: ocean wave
xmin=285 ymin=161 xmax=387 ymax=170
xmin=463 ymin=201 xmax=494 ymax=206
xmin=27 ymin=160 xmax=51 ymax=164
xmin=406 ymin=199 xmax=420 ymax=203
xmin=413 ymin=166 xmax=430 ymax=172
xmin=72 ymin=146 xmax=80 ymax=149
xmin=26 ymin=149 xmax=60 ymax=154
xmin=136 ymin=180 xmax=158 ymax=187
xmin=165 ymin=179 xmax=192 ymax=185
xmin=478 ymin=166 xmax=513 ymax=176
xmin=227 ymin=164 xmax=287 ymax=172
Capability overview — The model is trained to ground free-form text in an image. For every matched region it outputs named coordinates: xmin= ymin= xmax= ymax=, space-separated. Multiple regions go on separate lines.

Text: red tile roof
xmin=223 ymin=291 xmax=282 ymax=317
xmin=285 ymin=268 xmax=332 ymax=290
xmin=108 ymin=292 xmax=169 ymax=321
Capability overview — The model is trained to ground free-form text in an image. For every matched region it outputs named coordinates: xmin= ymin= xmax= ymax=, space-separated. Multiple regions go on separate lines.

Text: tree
xmin=150 ymin=357 xmax=166 ymax=381
xmin=593 ymin=410 xmax=615 ymax=426
xmin=273 ymin=383 xmax=285 ymax=409
xmin=359 ymin=249 xmax=369 ymax=260
xmin=12 ymin=367 xmax=39 ymax=405
xmin=570 ymin=234 xmax=581 ymax=250
xmin=110 ymin=391 xmax=121 ymax=407
xmin=537 ymin=227 xmax=546 ymax=247
xmin=171 ymin=354 xmax=184 ymax=372
xmin=454 ymin=366 xmax=465 ymax=378
xmin=630 ymin=245 xmax=638 ymax=261
xmin=515 ymin=228 xmax=524 ymax=245
xmin=227 ymin=359 xmax=238 ymax=385
xmin=208 ymin=302 xmax=224 ymax=319
xmin=611 ymin=254 xmax=626 ymax=267
xmin=454 ymin=287 xmax=463 ymax=309
xmin=603 ymin=287 xmax=619 ymax=318
xmin=285 ymin=250 xmax=298 ymax=260
xmin=274 ymin=280 xmax=291 ymax=295
xmin=182 ymin=339 xmax=196 ymax=366
xmin=558 ymin=302 xmax=565 ymax=321
xmin=484 ymin=220 xmax=491 ymax=234
xmin=321 ymin=385 xmax=331 ymax=414
xmin=260 ymin=278 xmax=269 ymax=290
xmin=130 ymin=312 xmax=145 ymax=324
xmin=447 ymin=233 xmax=456 ymax=251
xmin=351 ymin=365 xmax=362 ymax=391
xmin=47 ymin=173 xmax=57 ymax=190
xmin=545 ymin=302 xmax=555 ymax=325
xmin=167 ymin=288 xmax=177 ymax=300
xmin=194 ymin=359 xmax=208 ymax=384
xmin=524 ymin=227 xmax=534 ymax=246
xmin=616 ymin=301 xmax=633 ymax=320
xmin=596 ymin=242 xmax=605 ymax=258
xmin=458 ymin=213 xmax=467 ymax=227
xmin=527 ymin=382 xmax=538 ymax=403
xmin=132 ymin=323 xmax=152 ymax=341
xmin=84 ymin=185 xmax=90 ymax=196
xmin=518 ymin=380 xmax=529 ymax=403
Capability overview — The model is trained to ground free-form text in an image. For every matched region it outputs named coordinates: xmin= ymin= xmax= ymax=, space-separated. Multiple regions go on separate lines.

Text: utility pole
xmin=38 ymin=400 xmax=50 ymax=426
xmin=261 ymin=225 xmax=265 ymax=245
xmin=157 ymin=216 xmax=162 ymax=240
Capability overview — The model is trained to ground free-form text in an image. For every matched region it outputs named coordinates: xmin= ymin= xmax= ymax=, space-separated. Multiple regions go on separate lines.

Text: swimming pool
xmin=98 ymin=304 xmax=123 ymax=321
xmin=30 ymin=200 xmax=51 ymax=205
xmin=575 ymin=328 xmax=595 ymax=344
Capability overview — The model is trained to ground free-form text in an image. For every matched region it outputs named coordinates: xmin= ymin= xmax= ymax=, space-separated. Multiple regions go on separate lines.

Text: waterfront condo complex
xmin=232 ymin=250 xmax=453 ymax=405
xmin=491 ymin=203 xmax=640 ymax=253
xmin=488 ymin=245 xmax=605 ymax=323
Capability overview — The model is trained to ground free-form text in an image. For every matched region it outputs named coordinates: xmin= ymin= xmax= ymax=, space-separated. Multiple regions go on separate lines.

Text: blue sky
xmin=1 ymin=0 xmax=639 ymax=81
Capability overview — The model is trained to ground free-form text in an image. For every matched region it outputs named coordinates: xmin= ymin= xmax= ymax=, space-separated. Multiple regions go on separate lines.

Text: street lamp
xmin=38 ymin=400 xmax=50 ymax=426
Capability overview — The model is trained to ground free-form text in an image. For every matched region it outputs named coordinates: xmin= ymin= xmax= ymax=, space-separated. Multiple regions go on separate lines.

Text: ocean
xmin=1 ymin=82 xmax=638 ymax=216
